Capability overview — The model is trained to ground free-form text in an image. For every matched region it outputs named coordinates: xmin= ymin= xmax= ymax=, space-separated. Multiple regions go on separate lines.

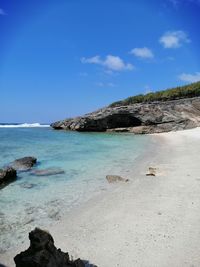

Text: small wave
xmin=0 ymin=123 xmax=50 ymax=128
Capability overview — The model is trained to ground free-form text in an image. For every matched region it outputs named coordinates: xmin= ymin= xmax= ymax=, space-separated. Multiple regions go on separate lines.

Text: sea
xmin=0 ymin=123 xmax=150 ymax=253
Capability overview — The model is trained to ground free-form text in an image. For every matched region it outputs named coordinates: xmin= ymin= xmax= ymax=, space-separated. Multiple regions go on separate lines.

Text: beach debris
xmin=0 ymin=167 xmax=17 ymax=188
xmin=10 ymin=156 xmax=37 ymax=171
xmin=146 ymin=167 xmax=157 ymax=176
xmin=106 ymin=175 xmax=129 ymax=183
xmin=31 ymin=168 xmax=65 ymax=176
xmin=14 ymin=227 xmax=85 ymax=267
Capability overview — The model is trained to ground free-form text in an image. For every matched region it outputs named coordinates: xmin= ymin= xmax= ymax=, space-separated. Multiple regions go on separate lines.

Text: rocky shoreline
xmin=0 ymin=156 xmax=66 ymax=189
xmin=51 ymin=97 xmax=200 ymax=134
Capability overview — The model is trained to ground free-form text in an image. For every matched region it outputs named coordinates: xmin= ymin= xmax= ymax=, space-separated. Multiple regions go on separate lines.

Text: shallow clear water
xmin=0 ymin=128 xmax=149 ymax=252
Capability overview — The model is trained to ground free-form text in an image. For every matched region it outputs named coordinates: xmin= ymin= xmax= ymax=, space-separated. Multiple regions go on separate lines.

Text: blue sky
xmin=0 ymin=0 xmax=200 ymax=123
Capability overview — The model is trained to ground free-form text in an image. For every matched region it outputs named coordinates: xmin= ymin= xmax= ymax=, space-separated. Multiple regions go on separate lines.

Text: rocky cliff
xmin=51 ymin=97 xmax=200 ymax=134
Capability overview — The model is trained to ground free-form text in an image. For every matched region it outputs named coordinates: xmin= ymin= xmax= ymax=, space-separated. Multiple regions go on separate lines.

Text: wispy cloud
xmin=0 ymin=8 xmax=6 ymax=15
xmin=95 ymin=82 xmax=116 ymax=88
xmin=144 ymin=85 xmax=153 ymax=94
xmin=190 ymin=0 xmax=200 ymax=5
xmin=167 ymin=0 xmax=180 ymax=7
xmin=82 ymin=56 xmax=101 ymax=64
xmin=79 ymin=72 xmax=88 ymax=77
xmin=130 ymin=47 xmax=154 ymax=59
xmin=178 ymin=72 xmax=200 ymax=83
xmin=168 ymin=0 xmax=200 ymax=6
xmin=81 ymin=55 xmax=134 ymax=72
xmin=159 ymin=31 xmax=190 ymax=48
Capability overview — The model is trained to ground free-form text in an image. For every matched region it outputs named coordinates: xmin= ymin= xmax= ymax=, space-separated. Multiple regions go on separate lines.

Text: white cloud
xmin=81 ymin=55 xmax=134 ymax=71
xmin=130 ymin=47 xmax=154 ymax=59
xmin=178 ymin=72 xmax=200 ymax=83
xmin=103 ymin=55 xmax=133 ymax=71
xmin=159 ymin=31 xmax=190 ymax=48
xmin=0 ymin=8 xmax=6 ymax=15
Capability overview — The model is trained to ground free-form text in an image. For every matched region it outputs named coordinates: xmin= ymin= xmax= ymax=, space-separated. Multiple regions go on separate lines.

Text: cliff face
xmin=51 ymin=97 xmax=200 ymax=134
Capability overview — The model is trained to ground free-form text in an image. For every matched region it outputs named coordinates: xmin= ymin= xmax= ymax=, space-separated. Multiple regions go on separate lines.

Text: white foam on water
xmin=0 ymin=123 xmax=50 ymax=128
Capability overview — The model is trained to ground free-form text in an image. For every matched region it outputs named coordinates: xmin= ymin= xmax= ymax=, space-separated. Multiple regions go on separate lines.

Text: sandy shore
xmin=1 ymin=128 xmax=200 ymax=267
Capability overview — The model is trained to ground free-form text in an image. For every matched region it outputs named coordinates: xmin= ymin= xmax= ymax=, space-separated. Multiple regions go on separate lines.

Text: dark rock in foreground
xmin=31 ymin=168 xmax=65 ymax=176
xmin=14 ymin=228 xmax=86 ymax=267
xmin=51 ymin=97 xmax=200 ymax=134
xmin=10 ymin=156 xmax=37 ymax=171
xmin=0 ymin=167 xmax=17 ymax=187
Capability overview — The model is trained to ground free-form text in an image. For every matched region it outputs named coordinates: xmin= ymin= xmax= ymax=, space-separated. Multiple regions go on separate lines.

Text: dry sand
xmin=1 ymin=128 xmax=200 ymax=267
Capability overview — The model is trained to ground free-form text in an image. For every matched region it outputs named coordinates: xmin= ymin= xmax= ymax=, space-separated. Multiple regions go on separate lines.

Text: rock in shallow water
xmin=0 ymin=167 xmax=17 ymax=187
xmin=19 ymin=183 xmax=36 ymax=189
xmin=14 ymin=228 xmax=86 ymax=267
xmin=10 ymin=156 xmax=37 ymax=171
xmin=31 ymin=168 xmax=65 ymax=176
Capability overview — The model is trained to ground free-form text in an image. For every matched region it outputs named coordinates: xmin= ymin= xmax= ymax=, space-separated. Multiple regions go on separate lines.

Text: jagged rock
xmin=14 ymin=228 xmax=85 ymax=267
xmin=31 ymin=168 xmax=65 ymax=176
xmin=106 ymin=175 xmax=129 ymax=183
xmin=0 ymin=167 xmax=17 ymax=187
xmin=10 ymin=157 xmax=37 ymax=171
xmin=51 ymin=97 xmax=200 ymax=133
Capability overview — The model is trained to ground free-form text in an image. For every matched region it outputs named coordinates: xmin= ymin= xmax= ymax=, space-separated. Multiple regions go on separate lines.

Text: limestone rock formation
xmin=14 ymin=228 xmax=85 ymax=267
xmin=51 ymin=97 xmax=200 ymax=134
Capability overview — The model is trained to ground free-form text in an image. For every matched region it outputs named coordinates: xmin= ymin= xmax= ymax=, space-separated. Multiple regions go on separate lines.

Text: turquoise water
xmin=0 ymin=127 xmax=149 ymax=252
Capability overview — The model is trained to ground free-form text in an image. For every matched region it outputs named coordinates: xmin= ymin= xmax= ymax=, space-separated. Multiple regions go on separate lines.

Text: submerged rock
xmin=31 ymin=168 xmax=65 ymax=176
xmin=14 ymin=228 xmax=85 ymax=267
xmin=0 ymin=167 xmax=17 ymax=187
xmin=106 ymin=175 xmax=129 ymax=183
xmin=19 ymin=183 xmax=36 ymax=189
xmin=10 ymin=156 xmax=37 ymax=171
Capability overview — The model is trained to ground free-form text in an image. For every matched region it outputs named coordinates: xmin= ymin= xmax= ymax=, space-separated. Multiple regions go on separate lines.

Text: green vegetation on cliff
xmin=110 ymin=81 xmax=200 ymax=107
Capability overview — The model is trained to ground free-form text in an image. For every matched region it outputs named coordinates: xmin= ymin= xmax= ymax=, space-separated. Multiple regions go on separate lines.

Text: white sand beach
xmin=1 ymin=128 xmax=200 ymax=267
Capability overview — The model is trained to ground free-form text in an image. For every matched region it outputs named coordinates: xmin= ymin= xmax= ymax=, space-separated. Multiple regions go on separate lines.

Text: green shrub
xmin=110 ymin=81 xmax=200 ymax=107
